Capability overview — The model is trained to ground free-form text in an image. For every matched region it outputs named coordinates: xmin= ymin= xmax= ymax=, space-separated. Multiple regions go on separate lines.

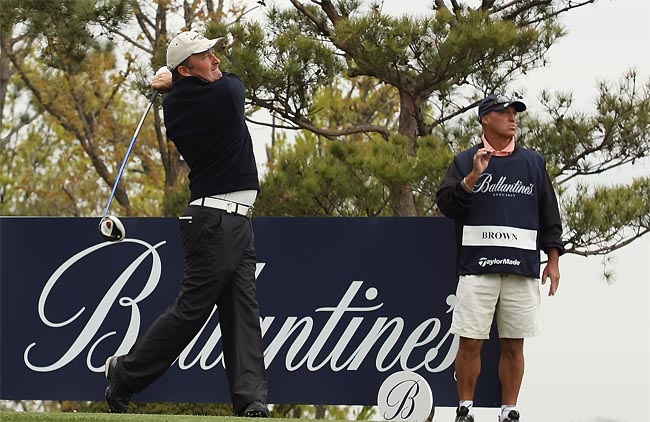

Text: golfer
xmin=104 ymin=30 xmax=269 ymax=417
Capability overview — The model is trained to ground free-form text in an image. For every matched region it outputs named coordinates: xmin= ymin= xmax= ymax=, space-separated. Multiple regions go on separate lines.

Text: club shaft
xmin=102 ymin=90 xmax=159 ymax=218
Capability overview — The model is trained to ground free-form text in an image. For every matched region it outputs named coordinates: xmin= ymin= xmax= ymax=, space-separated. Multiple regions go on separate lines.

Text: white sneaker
xmin=500 ymin=409 xmax=520 ymax=421
xmin=455 ymin=406 xmax=475 ymax=422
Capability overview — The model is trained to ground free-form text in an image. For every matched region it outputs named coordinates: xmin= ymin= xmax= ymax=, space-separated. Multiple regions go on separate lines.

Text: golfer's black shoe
xmin=455 ymin=405 xmax=474 ymax=422
xmin=105 ymin=355 xmax=132 ymax=413
xmin=502 ymin=409 xmax=521 ymax=421
xmin=238 ymin=400 xmax=270 ymax=418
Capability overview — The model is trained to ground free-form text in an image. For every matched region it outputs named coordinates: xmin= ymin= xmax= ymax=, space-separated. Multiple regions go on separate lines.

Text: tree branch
xmin=288 ymin=0 xmax=333 ymax=36
xmin=566 ymin=229 xmax=650 ymax=257
xmin=110 ymin=28 xmax=154 ymax=54
xmin=246 ymin=116 xmax=299 ymax=131
xmin=518 ymin=0 xmax=596 ymax=26
xmin=480 ymin=0 xmax=497 ymax=10
xmin=503 ymin=0 xmax=551 ymax=21
xmin=318 ymin=0 xmax=343 ymax=26
xmin=99 ymin=65 xmax=132 ymax=118
xmin=249 ymin=97 xmax=390 ymax=140
xmin=0 ymin=114 xmax=37 ymax=152
xmin=132 ymin=1 xmax=156 ymax=45
xmin=7 ymin=54 xmax=83 ymax=140
xmin=450 ymin=0 xmax=462 ymax=14
xmin=434 ymin=0 xmax=450 ymax=13
xmin=7 ymin=50 xmax=132 ymax=214
xmin=557 ymin=156 xmax=642 ymax=185
xmin=489 ymin=0 xmax=522 ymax=15
xmin=427 ymin=99 xmax=481 ymax=132
xmin=61 ymin=185 xmax=81 ymax=217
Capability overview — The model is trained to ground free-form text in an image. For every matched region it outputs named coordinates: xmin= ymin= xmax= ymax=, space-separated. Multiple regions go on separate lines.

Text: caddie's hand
xmin=541 ymin=249 xmax=560 ymax=296
xmin=462 ymin=147 xmax=493 ymax=190
xmin=472 ymin=147 xmax=493 ymax=174
xmin=151 ymin=67 xmax=172 ymax=92
xmin=542 ymin=259 xmax=560 ymax=296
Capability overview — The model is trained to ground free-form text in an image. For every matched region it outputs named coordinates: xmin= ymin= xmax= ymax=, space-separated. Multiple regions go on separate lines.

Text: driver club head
xmin=99 ymin=215 xmax=126 ymax=242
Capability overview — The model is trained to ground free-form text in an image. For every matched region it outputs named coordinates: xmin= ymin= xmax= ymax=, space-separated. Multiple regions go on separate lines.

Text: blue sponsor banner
xmin=0 ymin=217 xmax=500 ymax=407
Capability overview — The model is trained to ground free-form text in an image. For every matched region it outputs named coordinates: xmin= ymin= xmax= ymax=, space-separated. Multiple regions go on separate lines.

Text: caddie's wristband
xmin=461 ymin=177 xmax=473 ymax=193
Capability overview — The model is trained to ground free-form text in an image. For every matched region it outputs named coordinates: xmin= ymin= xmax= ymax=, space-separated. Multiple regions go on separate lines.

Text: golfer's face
xmin=187 ymin=49 xmax=222 ymax=82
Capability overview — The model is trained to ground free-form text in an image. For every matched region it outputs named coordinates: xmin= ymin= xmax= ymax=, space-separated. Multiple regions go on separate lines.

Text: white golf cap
xmin=166 ymin=31 xmax=223 ymax=71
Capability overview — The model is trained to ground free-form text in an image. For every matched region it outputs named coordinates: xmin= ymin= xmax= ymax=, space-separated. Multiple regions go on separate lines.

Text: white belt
xmin=189 ymin=197 xmax=254 ymax=218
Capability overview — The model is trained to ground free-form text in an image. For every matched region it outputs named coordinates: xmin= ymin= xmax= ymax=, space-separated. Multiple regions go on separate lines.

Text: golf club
xmin=99 ymin=90 xmax=159 ymax=242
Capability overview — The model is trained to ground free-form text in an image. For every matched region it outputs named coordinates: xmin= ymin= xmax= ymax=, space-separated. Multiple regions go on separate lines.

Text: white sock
xmin=500 ymin=405 xmax=517 ymax=421
xmin=459 ymin=400 xmax=473 ymax=411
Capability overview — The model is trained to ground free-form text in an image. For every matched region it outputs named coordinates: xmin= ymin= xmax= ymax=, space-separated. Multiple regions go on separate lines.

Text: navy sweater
xmin=436 ymin=144 xmax=564 ymax=278
xmin=163 ymin=73 xmax=259 ymax=201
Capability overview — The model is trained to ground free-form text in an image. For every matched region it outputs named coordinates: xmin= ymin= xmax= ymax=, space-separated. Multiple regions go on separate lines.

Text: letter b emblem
xmin=377 ymin=371 xmax=434 ymax=422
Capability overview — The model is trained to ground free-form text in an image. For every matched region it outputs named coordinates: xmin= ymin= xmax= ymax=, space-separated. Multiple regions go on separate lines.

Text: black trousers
xmin=119 ymin=205 xmax=268 ymax=413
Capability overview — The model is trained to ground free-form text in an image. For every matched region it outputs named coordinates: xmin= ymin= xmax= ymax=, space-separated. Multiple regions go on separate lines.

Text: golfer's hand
xmin=541 ymin=249 xmax=560 ymax=296
xmin=152 ymin=67 xmax=172 ymax=92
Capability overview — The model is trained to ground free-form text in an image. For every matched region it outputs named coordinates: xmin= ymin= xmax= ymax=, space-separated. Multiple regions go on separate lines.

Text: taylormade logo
xmin=478 ymin=257 xmax=521 ymax=267
xmin=474 ymin=173 xmax=534 ymax=197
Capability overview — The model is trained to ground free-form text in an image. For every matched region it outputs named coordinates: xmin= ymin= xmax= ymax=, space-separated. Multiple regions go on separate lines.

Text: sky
xmin=240 ymin=1 xmax=650 ymax=421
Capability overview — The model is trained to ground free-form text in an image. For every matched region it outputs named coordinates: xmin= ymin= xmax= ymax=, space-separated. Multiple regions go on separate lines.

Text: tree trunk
xmin=391 ymin=90 xmax=420 ymax=216
xmin=314 ymin=405 xmax=326 ymax=419
xmin=0 ymin=28 xmax=12 ymax=134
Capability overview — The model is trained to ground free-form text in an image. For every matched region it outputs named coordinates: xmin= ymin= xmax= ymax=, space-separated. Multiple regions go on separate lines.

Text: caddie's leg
xmin=451 ymin=274 xmax=500 ymax=402
xmin=455 ymin=337 xmax=484 ymax=400
xmin=499 ymin=338 xmax=524 ymax=405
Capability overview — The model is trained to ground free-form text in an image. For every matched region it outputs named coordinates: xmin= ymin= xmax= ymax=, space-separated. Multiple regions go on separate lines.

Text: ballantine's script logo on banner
xmin=22 ymin=239 xmax=459 ymax=375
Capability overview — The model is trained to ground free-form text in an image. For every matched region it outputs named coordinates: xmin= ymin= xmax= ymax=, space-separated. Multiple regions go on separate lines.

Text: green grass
xmin=0 ymin=413 xmax=269 ymax=422
xmin=0 ymin=413 xmax=351 ymax=422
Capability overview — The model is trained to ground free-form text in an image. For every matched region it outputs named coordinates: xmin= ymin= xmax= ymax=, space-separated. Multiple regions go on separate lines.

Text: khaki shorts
xmin=450 ymin=273 xmax=541 ymax=339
